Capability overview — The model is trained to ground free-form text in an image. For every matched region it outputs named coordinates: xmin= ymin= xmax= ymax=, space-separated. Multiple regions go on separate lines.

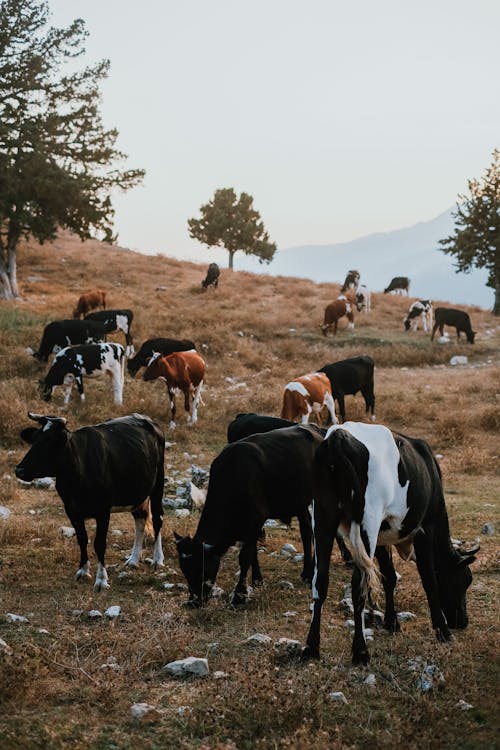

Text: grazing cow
xmin=143 ymin=350 xmax=205 ymax=428
xmin=319 ymin=355 xmax=375 ymax=423
xmin=85 ymin=309 xmax=134 ymax=351
xmin=355 ymin=284 xmax=371 ymax=314
xmin=33 ymin=319 xmax=106 ymax=362
xmin=127 ymin=338 xmax=196 ymax=377
xmin=73 ymin=289 xmax=106 ymax=318
xmin=39 ymin=343 xmax=125 ymax=405
xmin=15 ymin=413 xmax=165 ymax=591
xmin=281 ymin=372 xmax=337 ymax=425
xmin=303 ymin=422 xmax=478 ymax=664
xmin=174 ymin=425 xmax=325 ymax=606
xmin=404 ymin=300 xmax=433 ymax=332
xmin=341 ymin=269 xmax=360 ymax=293
xmin=202 ymin=262 xmax=220 ymax=290
xmin=431 ymin=307 xmax=475 ymax=344
xmin=320 ymin=297 xmax=355 ymax=336
xmin=226 ymin=413 xmax=352 ymax=565
xmin=384 ymin=276 xmax=410 ymax=295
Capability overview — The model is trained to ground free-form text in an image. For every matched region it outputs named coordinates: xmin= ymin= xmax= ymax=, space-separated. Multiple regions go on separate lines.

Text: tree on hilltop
xmin=0 ymin=0 xmax=145 ymax=299
xmin=439 ymin=149 xmax=500 ymax=315
xmin=188 ymin=188 xmax=277 ymax=270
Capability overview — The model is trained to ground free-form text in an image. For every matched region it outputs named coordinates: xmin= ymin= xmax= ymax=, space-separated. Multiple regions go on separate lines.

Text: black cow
xmin=202 ymin=262 xmax=220 ymax=290
xmin=127 ymin=337 xmax=196 ymax=377
xmin=174 ymin=425 xmax=325 ymax=606
xmin=226 ymin=413 xmax=352 ymax=565
xmin=15 ymin=413 xmax=165 ymax=591
xmin=319 ymin=355 xmax=375 ymax=423
xmin=431 ymin=307 xmax=475 ymax=344
xmin=302 ymin=422 xmax=478 ymax=664
xmin=33 ymin=319 xmax=106 ymax=362
xmin=384 ymin=276 xmax=410 ymax=295
xmin=85 ymin=309 xmax=134 ymax=349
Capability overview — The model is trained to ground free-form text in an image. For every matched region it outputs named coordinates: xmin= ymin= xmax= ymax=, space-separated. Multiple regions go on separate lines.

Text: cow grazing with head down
xmin=404 ymin=300 xmax=433 ymax=332
xmin=431 ymin=307 xmax=475 ymax=344
xmin=15 ymin=413 xmax=165 ymax=591
xmin=39 ymin=343 xmax=125 ymax=405
xmin=33 ymin=319 xmax=106 ymax=362
xmin=127 ymin=338 xmax=196 ymax=377
xmin=202 ymin=262 xmax=220 ymax=290
xmin=73 ymin=289 xmax=106 ymax=318
xmin=355 ymin=284 xmax=371 ymax=314
xmin=384 ymin=276 xmax=410 ymax=295
xmin=303 ymin=422 xmax=478 ymax=665
xmin=319 ymin=355 xmax=375 ymax=423
xmin=281 ymin=372 xmax=337 ymax=425
xmin=341 ymin=270 xmax=360 ymax=293
xmin=85 ymin=309 xmax=134 ymax=351
xmin=143 ymin=350 xmax=205 ymax=428
xmin=174 ymin=424 xmax=325 ymax=606
xmin=320 ymin=297 xmax=355 ymax=336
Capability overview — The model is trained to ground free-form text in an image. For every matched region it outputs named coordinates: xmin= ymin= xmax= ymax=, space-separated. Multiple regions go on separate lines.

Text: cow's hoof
xmin=301 ymin=645 xmax=320 ymax=660
xmin=351 ymin=650 xmax=370 ymax=666
xmin=182 ymin=598 xmax=201 ymax=609
xmin=93 ymin=580 xmax=110 ymax=593
xmin=384 ymin=618 xmax=400 ymax=635
xmin=75 ymin=569 xmax=91 ymax=581
xmin=436 ymin=625 xmax=452 ymax=643
xmin=230 ymin=592 xmax=247 ymax=607
xmin=124 ymin=558 xmax=140 ymax=568
xmin=252 ymin=577 xmax=264 ymax=588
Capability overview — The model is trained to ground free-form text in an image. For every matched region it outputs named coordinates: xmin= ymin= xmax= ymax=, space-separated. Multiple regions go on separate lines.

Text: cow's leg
xmin=231 ymin=542 xmax=258 ymax=606
xmin=374 ymin=545 xmax=399 ymax=633
xmin=251 ymin=543 xmax=263 ymax=586
xmin=336 ymin=393 xmax=346 ymax=423
xmin=360 ymin=385 xmax=375 ymax=421
xmin=413 ymin=530 xmax=451 ymax=642
xmin=63 ymin=383 xmax=72 ymax=405
xmin=297 ymin=509 xmax=313 ymax=582
xmin=93 ymin=513 xmax=111 ymax=591
xmin=75 ymin=374 xmax=85 ymax=402
xmin=150 ymin=471 xmax=165 ymax=569
xmin=336 ymin=532 xmax=353 ymax=564
xmin=324 ymin=391 xmax=338 ymax=425
xmin=126 ymin=509 xmax=147 ymax=567
xmin=168 ymin=387 xmax=177 ymax=429
xmin=189 ymin=381 xmax=203 ymax=425
xmin=112 ymin=367 xmax=123 ymax=405
xmin=72 ymin=518 xmax=91 ymax=580
xmin=351 ymin=563 xmax=370 ymax=665
xmin=431 ymin=321 xmax=439 ymax=341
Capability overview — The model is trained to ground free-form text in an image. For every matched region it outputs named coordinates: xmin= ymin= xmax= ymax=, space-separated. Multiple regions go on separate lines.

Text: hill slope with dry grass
xmin=0 ymin=234 xmax=498 ymax=750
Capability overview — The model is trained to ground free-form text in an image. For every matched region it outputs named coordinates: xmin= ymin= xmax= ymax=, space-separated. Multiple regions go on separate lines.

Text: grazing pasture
xmin=0 ymin=233 xmax=498 ymax=750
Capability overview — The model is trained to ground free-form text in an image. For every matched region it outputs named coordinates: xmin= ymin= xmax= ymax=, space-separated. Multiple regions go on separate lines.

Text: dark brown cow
xmin=143 ymin=350 xmax=206 ymax=428
xmin=73 ymin=289 xmax=106 ymax=318
xmin=320 ymin=297 xmax=355 ymax=336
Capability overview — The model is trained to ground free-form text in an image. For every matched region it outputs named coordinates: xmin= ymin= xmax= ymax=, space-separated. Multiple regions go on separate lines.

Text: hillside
xmin=0 ymin=234 xmax=498 ymax=750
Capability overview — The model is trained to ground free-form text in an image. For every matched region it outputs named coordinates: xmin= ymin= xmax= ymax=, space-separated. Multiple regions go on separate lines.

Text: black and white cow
xmin=431 ymin=307 xmax=476 ymax=344
xmin=174 ymin=425 xmax=325 ymax=606
xmin=384 ymin=276 xmax=410 ymax=295
xmin=39 ymin=343 xmax=125 ymax=405
xmin=355 ymin=284 xmax=371 ymax=314
xmin=15 ymin=413 xmax=165 ymax=591
xmin=33 ymin=319 xmax=106 ymax=362
xmin=404 ymin=300 xmax=433 ymax=332
xmin=303 ymin=422 xmax=477 ymax=665
xmin=127 ymin=338 xmax=196 ymax=377
xmin=319 ymin=355 xmax=375 ymax=423
xmin=85 ymin=309 xmax=134 ymax=352
xmin=202 ymin=262 xmax=220 ymax=290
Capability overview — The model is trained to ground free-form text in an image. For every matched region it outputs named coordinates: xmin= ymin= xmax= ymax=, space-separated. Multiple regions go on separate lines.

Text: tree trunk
xmin=228 ymin=250 xmax=235 ymax=270
xmin=493 ymin=277 xmax=500 ymax=316
xmin=0 ymin=255 xmax=16 ymax=300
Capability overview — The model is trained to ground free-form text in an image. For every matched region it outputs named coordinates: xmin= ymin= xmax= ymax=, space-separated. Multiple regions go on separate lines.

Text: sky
xmin=48 ymin=0 xmax=500 ymax=266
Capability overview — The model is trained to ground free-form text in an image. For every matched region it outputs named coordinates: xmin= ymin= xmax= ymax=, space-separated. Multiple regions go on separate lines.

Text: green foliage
xmin=188 ymin=187 xmax=277 ymax=269
xmin=439 ymin=149 xmax=500 ymax=313
xmin=0 ymin=0 xmax=144 ymax=297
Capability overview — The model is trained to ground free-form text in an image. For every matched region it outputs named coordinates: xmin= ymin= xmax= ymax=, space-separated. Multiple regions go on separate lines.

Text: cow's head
xmin=143 ymin=352 xmax=163 ymax=382
xmin=39 ymin=357 xmax=72 ymax=400
xmin=403 ymin=316 xmax=411 ymax=332
xmin=437 ymin=548 xmax=477 ymax=629
xmin=15 ymin=413 xmax=68 ymax=481
xmin=174 ymin=532 xmax=221 ymax=606
xmin=467 ymin=330 xmax=476 ymax=344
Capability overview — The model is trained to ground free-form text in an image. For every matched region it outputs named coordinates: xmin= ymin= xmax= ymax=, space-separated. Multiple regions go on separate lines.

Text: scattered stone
xmin=111 ymin=529 xmax=124 ymax=536
xmin=0 ymin=638 xmax=13 ymax=655
xmin=6 ymin=613 xmax=28 ymax=624
xmin=156 ymin=285 xmax=167 ymax=291
xmin=117 ymin=571 xmax=129 ymax=581
xmin=274 ymin=637 xmax=301 ymax=654
xmin=213 ymin=670 xmax=229 ymax=680
xmin=88 ymin=610 xmax=103 ymax=619
xmin=175 ymin=508 xmax=190 ymax=519
xmin=32 ymin=477 xmax=56 ymax=490
xmin=397 ymin=611 xmax=417 ymax=622
xmin=283 ymin=611 xmax=297 ymax=618
xmin=482 ymin=523 xmax=495 ymax=535
xmin=363 ymin=673 xmax=376 ymax=687
xmin=71 ymin=609 xmax=84 ymax=617
xmin=60 ymin=526 xmax=76 ymax=538
xmin=104 ymin=605 xmax=121 ymax=619
xmin=450 ymin=355 xmax=468 ymax=366
xmin=340 ymin=597 xmax=354 ymax=614
xmin=329 ymin=691 xmax=348 ymax=704
xmin=37 ymin=628 xmax=50 ymax=635
xmin=211 ymin=585 xmax=224 ymax=598
xmin=164 ymin=656 xmax=209 ymax=677
xmin=282 ymin=543 xmax=298 ymax=554
xmin=438 ymin=334 xmax=450 ymax=344
xmin=100 ymin=656 xmax=120 ymax=671
xmin=244 ymin=633 xmax=272 ymax=646
xmin=163 ymin=583 xmax=175 ymax=590
xmin=417 ymin=664 xmax=445 ymax=692
xmin=456 ymin=699 xmax=473 ymax=711
xmin=293 ymin=553 xmax=304 ymax=563
xmin=159 ymin=612 xmax=173 ymax=623
xmin=278 ymin=580 xmax=295 ymax=590
xmin=176 ymin=706 xmax=192 ymax=714
xmin=131 ymin=702 xmax=162 ymax=723
xmin=191 ymin=464 xmax=210 ymax=489
xmin=0 ymin=506 xmax=11 ymax=519
xmin=344 ymin=619 xmax=355 ymax=629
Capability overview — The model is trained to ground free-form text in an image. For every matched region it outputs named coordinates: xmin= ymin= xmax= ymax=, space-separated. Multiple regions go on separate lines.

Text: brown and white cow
xmin=143 ymin=350 xmax=206 ymax=428
xmin=281 ymin=372 xmax=337 ymax=425
xmin=73 ymin=289 xmax=106 ymax=318
xmin=341 ymin=270 xmax=360 ymax=293
xmin=320 ymin=297 xmax=355 ymax=336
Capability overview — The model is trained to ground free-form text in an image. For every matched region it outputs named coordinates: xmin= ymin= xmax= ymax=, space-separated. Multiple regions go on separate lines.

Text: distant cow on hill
xmin=143 ymin=350 xmax=205 ymax=428
xmin=281 ymin=372 xmax=337 ymax=425
xmin=320 ymin=297 xmax=355 ymax=336
xmin=341 ymin=270 xmax=360 ymax=293
xmin=127 ymin=338 xmax=196 ymax=377
xmin=85 ymin=309 xmax=134 ymax=351
xmin=33 ymin=319 xmax=106 ymax=362
xmin=202 ymin=263 xmax=220 ymax=290
xmin=319 ymin=355 xmax=375 ymax=423
xmin=73 ymin=289 xmax=106 ymax=318
xmin=384 ymin=276 xmax=410 ymax=295
xmin=404 ymin=300 xmax=433 ymax=332
xmin=431 ymin=307 xmax=475 ymax=344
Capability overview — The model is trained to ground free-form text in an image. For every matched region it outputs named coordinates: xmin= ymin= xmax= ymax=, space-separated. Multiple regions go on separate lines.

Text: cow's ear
xmin=20 ymin=427 xmax=39 ymax=444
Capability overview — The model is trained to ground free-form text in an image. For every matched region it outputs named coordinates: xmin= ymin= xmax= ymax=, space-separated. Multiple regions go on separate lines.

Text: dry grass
xmin=0 ymin=233 xmax=498 ymax=750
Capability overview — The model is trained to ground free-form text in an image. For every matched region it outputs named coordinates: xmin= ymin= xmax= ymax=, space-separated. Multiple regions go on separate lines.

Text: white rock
xmin=0 ymin=637 xmax=12 ymax=655
xmin=397 ymin=611 xmax=417 ymax=622
xmin=163 ymin=583 xmax=175 ymax=590
xmin=176 ymin=706 xmax=192 ymax=714
xmin=104 ymin=605 xmax=121 ymax=619
xmin=117 ymin=571 xmax=129 ymax=580
xmin=274 ymin=637 xmax=301 ymax=653
xmin=450 ymin=355 xmax=468 ymax=366
xmin=60 ymin=526 xmax=76 ymax=538
xmin=364 ymin=673 xmax=376 ymax=686
xmin=345 ymin=619 xmax=355 ymax=629
xmin=456 ymin=699 xmax=473 ymax=711
xmin=6 ymin=613 xmax=28 ymax=624
xmin=329 ymin=691 xmax=348 ymax=704
xmin=38 ymin=628 xmax=50 ymax=635
xmin=417 ymin=664 xmax=445 ymax=692
xmin=438 ymin=335 xmax=450 ymax=344
xmin=282 ymin=543 xmax=297 ymax=554
xmin=0 ymin=506 xmax=11 ymax=519
xmin=283 ymin=611 xmax=297 ymax=618
xmin=293 ymin=553 xmax=304 ymax=563
xmin=482 ymin=522 xmax=495 ymax=535
xmin=174 ymin=508 xmax=190 ymax=519
xmin=100 ymin=656 xmax=120 ymax=670
xmin=340 ymin=597 xmax=354 ymax=613
xmin=244 ymin=633 xmax=273 ymax=646
xmin=213 ymin=671 xmax=229 ymax=679
xmin=88 ymin=610 xmax=102 ymax=619
xmin=131 ymin=702 xmax=162 ymax=723
xmin=32 ymin=477 xmax=56 ymax=490
xmin=111 ymin=529 xmax=124 ymax=536
xmin=164 ymin=656 xmax=209 ymax=677
xmin=278 ymin=580 xmax=294 ymax=590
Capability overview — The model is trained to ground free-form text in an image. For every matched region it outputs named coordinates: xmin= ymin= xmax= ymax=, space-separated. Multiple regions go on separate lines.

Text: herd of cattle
xmin=14 ymin=270 xmax=479 ymax=665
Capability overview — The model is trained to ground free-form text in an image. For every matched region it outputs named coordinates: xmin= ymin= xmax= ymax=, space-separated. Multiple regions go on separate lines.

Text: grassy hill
xmin=0 ymin=234 xmax=498 ymax=750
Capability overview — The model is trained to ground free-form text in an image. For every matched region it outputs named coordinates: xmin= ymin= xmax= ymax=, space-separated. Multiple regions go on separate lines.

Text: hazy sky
xmin=49 ymin=1 xmax=500 ymax=264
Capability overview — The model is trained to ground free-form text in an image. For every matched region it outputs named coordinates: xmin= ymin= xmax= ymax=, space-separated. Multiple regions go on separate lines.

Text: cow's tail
xmin=349 ymin=522 xmax=379 ymax=598
xmin=145 ymin=500 xmax=154 ymax=538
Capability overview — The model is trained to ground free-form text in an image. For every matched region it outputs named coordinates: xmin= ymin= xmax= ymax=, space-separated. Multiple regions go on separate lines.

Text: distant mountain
xmin=235 ymin=209 xmax=491 ymax=308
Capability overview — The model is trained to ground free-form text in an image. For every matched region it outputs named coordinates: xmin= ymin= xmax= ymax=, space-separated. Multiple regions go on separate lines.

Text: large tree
xmin=0 ymin=0 xmax=144 ymax=299
xmin=439 ymin=149 xmax=500 ymax=315
xmin=188 ymin=187 xmax=277 ymax=270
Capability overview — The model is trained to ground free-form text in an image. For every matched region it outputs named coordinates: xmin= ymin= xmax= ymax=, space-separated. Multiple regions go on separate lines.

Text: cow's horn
xmin=28 ymin=412 xmax=66 ymax=426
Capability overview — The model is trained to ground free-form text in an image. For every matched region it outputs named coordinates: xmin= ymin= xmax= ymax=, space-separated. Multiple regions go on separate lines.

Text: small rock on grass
xmin=397 ymin=611 xmax=417 ymax=622
xmin=0 ymin=638 xmax=12 ymax=656
xmin=104 ymin=605 xmax=121 ymax=619
xmin=456 ymin=699 xmax=473 ymax=711
xmin=482 ymin=523 xmax=495 ymax=535
xmin=6 ymin=613 xmax=28 ymax=624
xmin=131 ymin=702 xmax=163 ymax=723
xmin=164 ymin=656 xmax=209 ymax=677
xmin=329 ymin=691 xmax=348 ymax=704
xmin=244 ymin=633 xmax=272 ymax=646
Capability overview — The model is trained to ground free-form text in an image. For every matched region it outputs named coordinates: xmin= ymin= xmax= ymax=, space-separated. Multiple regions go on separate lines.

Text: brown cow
xmin=320 ymin=296 xmax=355 ymax=336
xmin=143 ymin=350 xmax=206 ymax=428
xmin=73 ymin=289 xmax=106 ymax=318
xmin=281 ymin=372 xmax=337 ymax=425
